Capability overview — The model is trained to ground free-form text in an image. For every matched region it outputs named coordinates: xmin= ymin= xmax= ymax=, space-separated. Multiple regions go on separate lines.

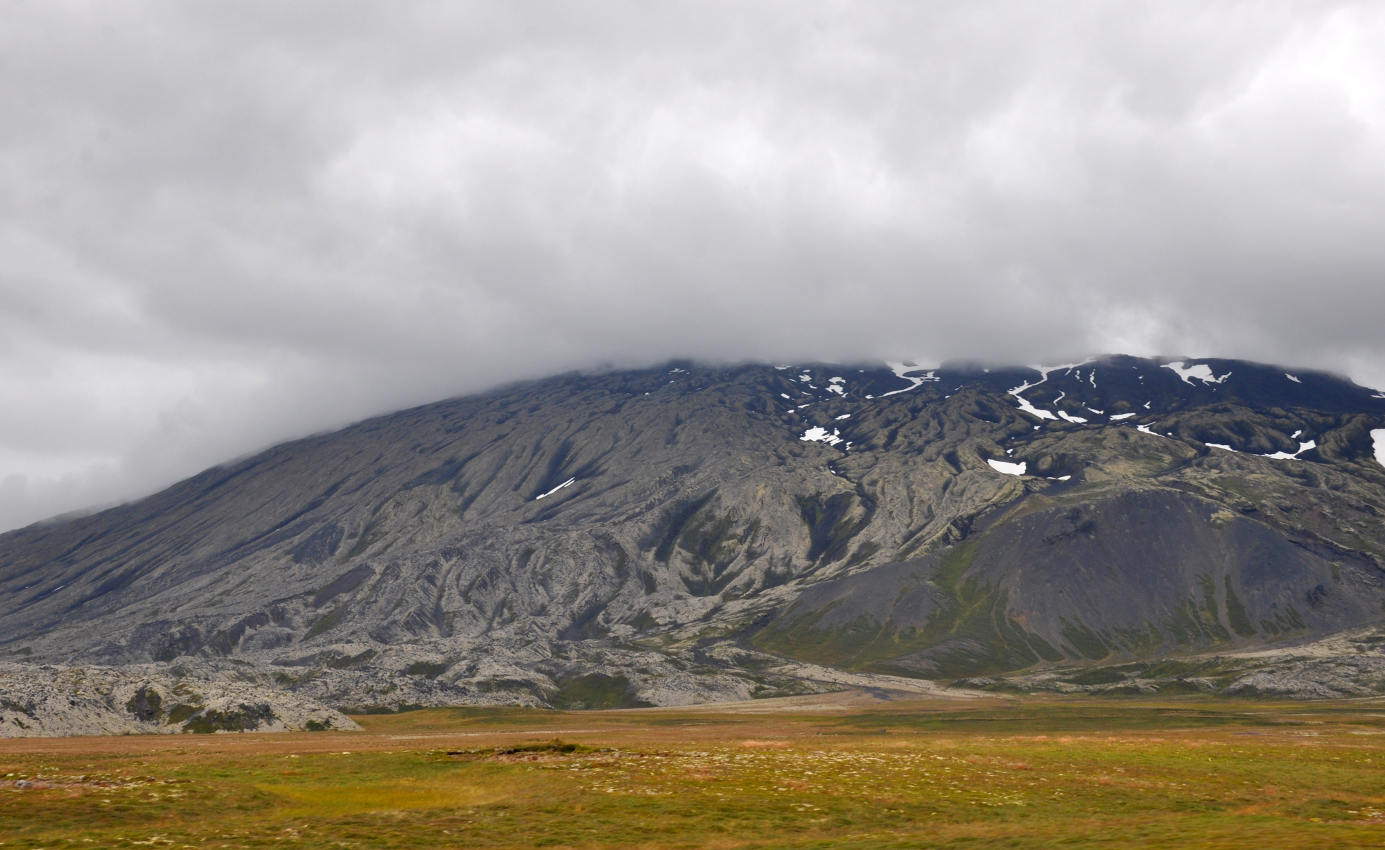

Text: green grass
xmin=3 ymin=696 xmax=1385 ymax=847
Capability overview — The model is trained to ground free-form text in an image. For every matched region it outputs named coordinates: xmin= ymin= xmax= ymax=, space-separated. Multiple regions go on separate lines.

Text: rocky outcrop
xmin=0 ymin=663 xmax=357 ymax=737
xmin=956 ymin=627 xmax=1385 ymax=699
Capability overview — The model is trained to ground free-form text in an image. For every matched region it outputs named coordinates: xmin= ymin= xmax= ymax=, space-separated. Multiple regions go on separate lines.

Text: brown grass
xmin=2 ymin=694 xmax=1385 ymax=848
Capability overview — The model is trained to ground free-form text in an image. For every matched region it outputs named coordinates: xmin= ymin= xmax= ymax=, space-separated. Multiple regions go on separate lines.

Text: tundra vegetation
xmin=2 ymin=695 xmax=1385 ymax=848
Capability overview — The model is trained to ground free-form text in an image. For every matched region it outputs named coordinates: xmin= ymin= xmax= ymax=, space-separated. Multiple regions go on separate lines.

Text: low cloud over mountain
xmin=4 ymin=3 xmax=1385 ymax=530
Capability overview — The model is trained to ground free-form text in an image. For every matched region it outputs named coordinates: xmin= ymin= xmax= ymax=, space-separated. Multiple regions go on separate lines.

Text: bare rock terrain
xmin=2 ymin=355 xmax=1385 ymax=733
xmin=0 ymin=663 xmax=357 ymax=737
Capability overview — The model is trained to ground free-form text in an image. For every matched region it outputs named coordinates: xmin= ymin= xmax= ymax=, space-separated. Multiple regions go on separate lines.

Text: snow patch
xmin=1057 ymin=411 xmax=1088 ymax=424
xmin=987 ymin=458 xmax=1027 ymax=476
xmin=881 ymin=361 xmax=939 ymax=397
xmin=800 ymin=427 xmax=843 ymax=446
xmin=1006 ymin=362 xmax=1088 ymax=422
xmin=1373 ymin=429 xmax=1385 ymax=468
xmin=1010 ymin=389 xmax=1057 ymax=421
xmin=835 ymin=413 xmax=852 ymax=420
xmin=534 ymin=477 xmax=576 ymax=500
xmin=1262 ymin=440 xmax=1316 ymax=461
xmin=1285 ymin=373 xmax=1301 ymax=383
xmin=1163 ymin=361 xmax=1231 ymax=385
xmin=1205 ymin=443 xmax=1237 ymax=452
xmin=1109 ymin=412 xmax=1137 ymax=421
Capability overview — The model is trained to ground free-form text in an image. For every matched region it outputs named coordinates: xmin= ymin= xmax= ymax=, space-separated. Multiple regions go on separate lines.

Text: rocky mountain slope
xmin=2 ymin=355 xmax=1385 ymax=715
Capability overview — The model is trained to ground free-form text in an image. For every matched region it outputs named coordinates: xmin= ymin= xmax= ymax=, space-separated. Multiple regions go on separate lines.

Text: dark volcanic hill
xmin=3 ymin=355 xmax=1385 ymax=709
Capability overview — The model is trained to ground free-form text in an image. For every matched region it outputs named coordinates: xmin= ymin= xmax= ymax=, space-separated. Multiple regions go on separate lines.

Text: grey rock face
xmin=0 ymin=663 xmax=356 ymax=737
xmin=0 ymin=355 xmax=1383 ymax=722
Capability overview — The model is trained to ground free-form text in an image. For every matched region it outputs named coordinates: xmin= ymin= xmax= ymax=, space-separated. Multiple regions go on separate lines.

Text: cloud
xmin=2 ymin=1 xmax=1384 ymax=530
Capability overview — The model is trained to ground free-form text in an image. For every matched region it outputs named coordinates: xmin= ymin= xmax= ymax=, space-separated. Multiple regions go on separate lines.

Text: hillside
xmin=3 ymin=355 xmax=1385 ymax=713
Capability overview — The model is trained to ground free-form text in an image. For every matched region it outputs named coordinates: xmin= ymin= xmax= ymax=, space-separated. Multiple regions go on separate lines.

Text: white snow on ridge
xmin=1006 ymin=361 xmax=1090 ymax=422
xmin=1373 ymin=429 xmax=1385 ymax=468
xmin=1263 ymin=440 xmax=1316 ymax=461
xmin=800 ymin=426 xmax=843 ymax=446
xmin=881 ymin=361 xmax=939 ymax=396
xmin=1009 ymin=388 xmax=1057 ymax=420
xmin=1163 ymin=361 xmax=1231 ymax=385
xmin=1285 ymin=373 xmax=1301 ymax=383
xmin=987 ymin=458 xmax=1027 ymax=476
xmin=534 ymin=477 xmax=576 ymax=500
xmin=1035 ymin=362 xmax=1092 ymax=382
xmin=1205 ymin=443 xmax=1237 ymax=452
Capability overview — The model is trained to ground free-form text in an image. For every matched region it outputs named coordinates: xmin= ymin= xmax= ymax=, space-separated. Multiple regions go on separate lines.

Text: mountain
xmin=3 ymin=354 xmax=1385 ymax=714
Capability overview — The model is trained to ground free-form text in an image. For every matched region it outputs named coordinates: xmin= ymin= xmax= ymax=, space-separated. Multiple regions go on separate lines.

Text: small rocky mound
xmin=0 ymin=663 xmax=357 ymax=737
xmin=953 ymin=627 xmax=1385 ymax=699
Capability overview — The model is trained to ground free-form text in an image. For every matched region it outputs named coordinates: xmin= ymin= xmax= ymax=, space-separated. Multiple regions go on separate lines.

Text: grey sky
xmin=3 ymin=1 xmax=1384 ymax=531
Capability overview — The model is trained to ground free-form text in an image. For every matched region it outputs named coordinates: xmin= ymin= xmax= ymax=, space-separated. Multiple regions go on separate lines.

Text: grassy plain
xmin=3 ymin=693 xmax=1385 ymax=848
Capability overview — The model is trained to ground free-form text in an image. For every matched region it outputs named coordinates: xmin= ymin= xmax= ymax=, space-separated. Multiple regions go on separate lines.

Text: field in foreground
xmin=2 ymin=693 xmax=1385 ymax=848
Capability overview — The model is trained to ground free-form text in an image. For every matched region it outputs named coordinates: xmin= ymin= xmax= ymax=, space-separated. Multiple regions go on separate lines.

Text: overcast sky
xmin=3 ymin=1 xmax=1384 ymax=531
